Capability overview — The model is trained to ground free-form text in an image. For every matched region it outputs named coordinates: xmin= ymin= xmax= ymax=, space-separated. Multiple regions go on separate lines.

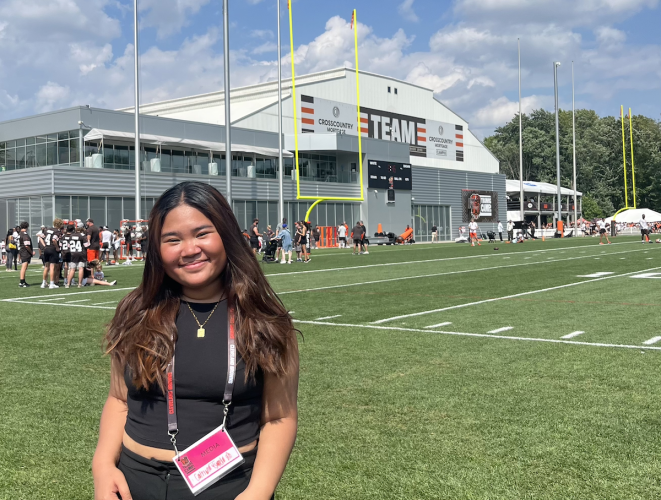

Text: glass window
xmin=30 ymin=197 xmax=41 ymax=231
xmin=36 ymin=143 xmax=47 ymax=167
xmin=7 ymin=199 xmax=17 ymax=229
xmin=123 ymin=197 xmax=135 ymax=221
xmin=42 ymin=196 xmax=53 ymax=227
xmin=70 ymin=138 xmax=80 ymax=164
xmin=171 ymin=150 xmax=185 ymax=173
xmin=115 ymin=145 xmax=129 ymax=168
xmin=58 ymin=132 xmax=69 ymax=140
xmin=212 ymin=154 xmax=225 ymax=176
xmin=16 ymin=138 xmax=26 ymax=147
xmin=233 ymin=200 xmax=246 ymax=231
xmin=26 ymin=137 xmax=35 ymax=145
xmin=25 ymin=145 xmax=36 ymax=168
xmin=7 ymin=140 xmax=16 ymax=148
xmin=47 ymin=134 xmax=57 ymax=142
xmin=142 ymin=198 xmax=155 ymax=220
xmin=257 ymin=201 xmax=268 ymax=227
xmin=0 ymin=199 xmax=7 ymax=236
xmin=15 ymin=146 xmax=26 ymax=169
xmin=160 ymin=149 xmax=172 ymax=173
xmin=246 ymin=201 xmax=257 ymax=228
xmin=47 ymin=143 xmax=57 ymax=165
xmin=58 ymin=140 xmax=69 ymax=164
xmin=107 ymin=197 xmax=122 ymax=231
xmin=55 ymin=196 xmax=71 ymax=220
xmin=18 ymin=198 xmax=29 ymax=225
xmin=90 ymin=197 xmax=105 ymax=226
xmin=5 ymin=148 xmax=15 ymax=170
xmin=268 ymin=201 xmax=278 ymax=229
xmin=36 ymin=136 xmax=47 ymax=144
xmin=104 ymin=145 xmax=114 ymax=168
xmin=0 ymin=149 xmax=5 ymax=171
xmin=71 ymin=196 xmax=89 ymax=222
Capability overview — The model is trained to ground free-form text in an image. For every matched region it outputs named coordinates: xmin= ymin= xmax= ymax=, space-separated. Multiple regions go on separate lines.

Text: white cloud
xmin=36 ymin=82 xmax=71 ymax=112
xmin=251 ymin=29 xmax=274 ymax=39
xmin=252 ymin=42 xmax=278 ymax=55
xmin=595 ymin=26 xmax=626 ymax=46
xmin=139 ymin=0 xmax=211 ymax=39
xmin=472 ymin=95 xmax=550 ymax=128
xmin=398 ymin=0 xmax=419 ymax=22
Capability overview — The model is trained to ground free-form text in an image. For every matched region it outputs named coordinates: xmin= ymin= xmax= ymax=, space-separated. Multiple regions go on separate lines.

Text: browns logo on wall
xmin=462 ymin=189 xmax=498 ymax=223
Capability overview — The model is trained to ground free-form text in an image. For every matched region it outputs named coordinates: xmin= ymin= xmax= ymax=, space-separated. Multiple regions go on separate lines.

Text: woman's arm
xmin=92 ymin=357 xmax=132 ymax=500
xmin=239 ymin=343 xmax=299 ymax=500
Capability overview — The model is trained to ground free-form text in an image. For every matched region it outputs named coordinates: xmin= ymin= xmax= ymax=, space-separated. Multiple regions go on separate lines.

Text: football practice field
xmin=1 ymin=235 xmax=661 ymax=499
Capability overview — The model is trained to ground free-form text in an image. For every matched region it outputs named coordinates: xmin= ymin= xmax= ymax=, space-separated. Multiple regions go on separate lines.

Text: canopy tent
xmin=605 ymin=208 xmax=661 ymax=224
xmin=506 ymin=179 xmax=582 ymax=197
xmin=83 ymin=128 xmax=293 ymax=158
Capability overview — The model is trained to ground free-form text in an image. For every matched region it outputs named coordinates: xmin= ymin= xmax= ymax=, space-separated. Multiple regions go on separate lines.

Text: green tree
xmin=581 ymin=194 xmax=602 ymax=220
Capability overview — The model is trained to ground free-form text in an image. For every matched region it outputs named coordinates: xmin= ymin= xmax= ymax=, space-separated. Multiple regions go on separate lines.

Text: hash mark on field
xmin=65 ymin=299 xmax=91 ymax=304
xmin=93 ymin=301 xmax=117 ymax=306
xmin=643 ymin=336 xmax=661 ymax=345
xmin=488 ymin=326 xmax=513 ymax=334
xmin=424 ymin=322 xmax=452 ymax=329
xmin=34 ymin=297 xmax=68 ymax=302
xmin=314 ymin=315 xmax=342 ymax=320
xmin=561 ymin=331 xmax=585 ymax=339
xmin=577 ymin=272 xmax=614 ymax=278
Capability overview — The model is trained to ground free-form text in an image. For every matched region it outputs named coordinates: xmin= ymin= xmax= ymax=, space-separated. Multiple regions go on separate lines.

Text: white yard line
xmin=561 ymin=331 xmax=585 ymax=339
xmin=424 ymin=322 xmax=452 ymax=329
xmin=293 ymin=320 xmax=661 ymax=352
xmin=32 ymin=296 xmax=69 ymax=302
xmin=372 ymin=266 xmax=661 ymax=324
xmin=278 ymin=248 xmax=653 ymax=296
xmin=314 ymin=314 xmax=342 ymax=320
xmin=264 ymin=241 xmax=643 ymax=278
xmin=488 ymin=326 xmax=513 ymax=334
xmin=642 ymin=336 xmax=661 ymax=345
xmin=1 ymin=287 xmax=134 ymax=302
xmin=65 ymin=299 xmax=91 ymax=304
xmin=92 ymin=301 xmax=118 ymax=306
xmin=8 ymin=300 xmax=116 ymax=310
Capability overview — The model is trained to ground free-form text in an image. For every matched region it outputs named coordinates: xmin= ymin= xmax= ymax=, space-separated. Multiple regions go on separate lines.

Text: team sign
xmin=461 ymin=189 xmax=498 ymax=223
xmin=300 ymin=95 xmax=464 ymax=162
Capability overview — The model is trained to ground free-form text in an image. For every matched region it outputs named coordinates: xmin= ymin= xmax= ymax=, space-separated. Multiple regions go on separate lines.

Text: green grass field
xmin=2 ymin=236 xmax=661 ymax=499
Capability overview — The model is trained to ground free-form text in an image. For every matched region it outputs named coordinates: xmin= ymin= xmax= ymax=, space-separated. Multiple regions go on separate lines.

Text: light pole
xmin=133 ymin=0 xmax=141 ymax=221
xmin=553 ymin=61 xmax=561 ymax=229
xmin=518 ymin=38 xmax=524 ymax=223
xmin=223 ymin=0 xmax=232 ymax=209
xmin=277 ymin=0 xmax=284 ymax=223
xmin=572 ymin=61 xmax=577 ymax=230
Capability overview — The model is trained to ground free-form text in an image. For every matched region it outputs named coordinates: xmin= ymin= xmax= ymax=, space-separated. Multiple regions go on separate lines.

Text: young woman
xmin=5 ymin=230 xmax=16 ymax=271
xmin=298 ymin=222 xmax=310 ymax=264
xmin=250 ymin=219 xmax=261 ymax=255
xmin=93 ymin=182 xmax=299 ymax=500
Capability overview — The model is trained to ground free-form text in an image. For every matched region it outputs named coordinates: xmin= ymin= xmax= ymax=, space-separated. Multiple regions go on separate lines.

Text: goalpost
xmin=288 ymin=3 xmax=364 ymax=223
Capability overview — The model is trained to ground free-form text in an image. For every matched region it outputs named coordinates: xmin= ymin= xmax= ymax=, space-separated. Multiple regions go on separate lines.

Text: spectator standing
xmin=598 ymin=219 xmax=611 ymax=245
xmin=123 ymin=226 xmax=133 ymax=262
xmin=431 ymin=223 xmax=438 ymax=243
xmin=250 ymin=218 xmax=261 ymax=255
xmin=469 ymin=219 xmax=481 ymax=247
xmin=5 ymin=229 xmax=17 ymax=271
xmin=497 ymin=220 xmax=503 ymax=242
xmin=359 ymin=221 xmax=369 ymax=254
xmin=139 ymin=226 xmax=149 ymax=259
xmin=101 ymin=226 xmax=113 ymax=264
xmin=274 ymin=223 xmax=293 ymax=264
xmin=40 ymin=219 xmax=63 ymax=289
xmin=17 ymin=221 xmax=34 ymax=287
xmin=312 ymin=225 xmax=320 ymax=250
xmin=530 ymin=221 xmax=536 ymax=239
xmin=639 ymin=214 xmax=650 ymax=243
xmin=275 ymin=218 xmax=286 ymax=262
xmin=112 ymin=230 xmax=121 ymax=263
xmin=351 ymin=222 xmax=363 ymax=255
xmin=36 ymin=225 xmax=47 ymax=267
xmin=86 ymin=218 xmax=101 ymax=262
xmin=507 ymin=220 xmax=514 ymax=242
xmin=300 ymin=221 xmax=310 ymax=263
xmin=338 ymin=222 xmax=347 ymax=248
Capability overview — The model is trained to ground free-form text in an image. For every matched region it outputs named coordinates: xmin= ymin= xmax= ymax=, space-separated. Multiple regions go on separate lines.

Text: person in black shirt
xmin=17 ymin=221 xmax=34 ymax=287
xmin=351 ymin=222 xmax=363 ymax=255
xmin=86 ymin=218 xmax=101 ymax=262
xmin=40 ymin=218 xmax=63 ymax=289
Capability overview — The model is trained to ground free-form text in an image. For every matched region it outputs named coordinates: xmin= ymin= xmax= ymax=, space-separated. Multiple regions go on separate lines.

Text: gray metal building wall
xmin=412 ymin=165 xmax=507 ymax=238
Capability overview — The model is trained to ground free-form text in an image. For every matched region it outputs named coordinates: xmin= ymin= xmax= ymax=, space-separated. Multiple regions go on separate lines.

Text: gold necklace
xmin=186 ymin=301 xmax=220 ymax=338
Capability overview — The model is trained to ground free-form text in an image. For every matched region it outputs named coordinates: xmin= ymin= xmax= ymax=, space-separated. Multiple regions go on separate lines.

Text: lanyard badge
xmin=167 ymin=302 xmax=245 ymax=495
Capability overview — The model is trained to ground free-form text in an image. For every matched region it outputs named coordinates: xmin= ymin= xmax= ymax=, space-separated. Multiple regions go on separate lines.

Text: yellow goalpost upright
xmin=287 ymin=3 xmax=365 ymax=222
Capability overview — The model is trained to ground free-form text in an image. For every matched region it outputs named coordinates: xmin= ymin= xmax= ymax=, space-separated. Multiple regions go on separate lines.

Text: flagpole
xmin=277 ymin=0 xmax=284 ymax=222
xmin=133 ymin=0 xmax=141 ymax=221
xmin=572 ymin=61 xmax=577 ymax=230
xmin=223 ymin=0 xmax=232 ymax=209
xmin=518 ymin=38 xmax=524 ymax=224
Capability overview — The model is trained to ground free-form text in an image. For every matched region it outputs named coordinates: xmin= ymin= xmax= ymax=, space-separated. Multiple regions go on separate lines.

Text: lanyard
xmin=167 ymin=301 xmax=236 ymax=457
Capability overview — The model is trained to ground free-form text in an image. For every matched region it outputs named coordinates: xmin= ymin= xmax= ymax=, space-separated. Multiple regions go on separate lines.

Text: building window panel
xmin=58 ymin=140 xmax=69 ymax=164
xmin=90 ymin=197 xmax=105 ymax=226
xmin=171 ymin=150 xmax=185 ymax=173
xmin=42 ymin=196 xmax=53 ymax=227
xmin=71 ymin=196 xmax=89 ymax=222
xmin=123 ymin=197 xmax=135 ymax=221
xmin=47 ymin=143 xmax=57 ymax=166
xmin=36 ymin=143 xmax=47 ymax=167
xmin=160 ymin=150 xmax=172 ymax=173
xmin=5 ymin=148 xmax=15 ymax=170
xmin=15 ymin=146 xmax=26 ymax=169
xmin=107 ymin=197 xmax=122 ymax=231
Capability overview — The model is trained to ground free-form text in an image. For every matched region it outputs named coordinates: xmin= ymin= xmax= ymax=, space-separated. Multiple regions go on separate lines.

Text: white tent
xmin=506 ymin=179 xmax=582 ymax=197
xmin=605 ymin=208 xmax=661 ymax=224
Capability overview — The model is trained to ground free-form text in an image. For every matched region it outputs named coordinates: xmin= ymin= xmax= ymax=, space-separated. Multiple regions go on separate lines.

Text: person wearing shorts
xmin=86 ymin=218 xmax=100 ymax=262
xmin=274 ymin=224 xmax=293 ymax=264
xmin=40 ymin=219 xmax=63 ymax=289
xmin=640 ymin=214 xmax=651 ymax=243
xmin=17 ymin=221 xmax=34 ymax=287
xmin=598 ymin=219 xmax=611 ymax=245
xmin=351 ymin=222 xmax=363 ymax=255
xmin=469 ymin=220 xmax=480 ymax=247
xmin=250 ymin=219 xmax=261 ymax=255
xmin=338 ymin=222 xmax=347 ymax=248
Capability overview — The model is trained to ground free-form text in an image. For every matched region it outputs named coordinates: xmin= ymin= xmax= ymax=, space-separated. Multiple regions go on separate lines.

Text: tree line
xmin=483 ymin=109 xmax=661 ymax=219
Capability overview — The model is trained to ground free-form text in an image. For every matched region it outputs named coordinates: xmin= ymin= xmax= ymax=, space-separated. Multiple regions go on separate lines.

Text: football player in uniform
xmin=40 ymin=218 xmax=64 ymax=289
xmin=17 ymin=221 xmax=34 ymax=287
xmin=61 ymin=223 xmax=73 ymax=286
xmin=66 ymin=224 xmax=88 ymax=289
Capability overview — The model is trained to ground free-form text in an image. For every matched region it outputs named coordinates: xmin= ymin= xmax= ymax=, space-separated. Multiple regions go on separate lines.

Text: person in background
xmin=359 ymin=221 xmax=369 ymax=254
xmin=83 ymin=259 xmax=117 ymax=286
xmin=139 ymin=225 xmax=149 ymax=259
xmin=497 ymin=220 xmax=503 ymax=242
xmin=351 ymin=221 xmax=363 ymax=255
xmin=273 ymin=223 xmax=293 ymax=264
xmin=13 ymin=226 xmax=21 ymax=266
xmin=312 ymin=225 xmax=320 ymax=250
xmin=598 ymin=218 xmax=611 ymax=245
xmin=112 ymin=230 xmax=121 ymax=263
xmin=5 ymin=229 xmax=17 ymax=271
xmin=507 ymin=220 xmax=514 ymax=242
xmin=299 ymin=221 xmax=310 ymax=263
xmin=431 ymin=223 xmax=438 ymax=243
xmin=61 ymin=223 xmax=74 ymax=285
xmin=639 ymin=214 xmax=651 ymax=243
xmin=264 ymin=225 xmax=274 ymax=249
xmin=101 ymin=226 xmax=113 ymax=264
xmin=40 ymin=219 xmax=63 ymax=289
xmin=66 ymin=224 xmax=87 ymax=288
xmin=86 ymin=218 xmax=101 ymax=263
xmin=469 ymin=218 xmax=480 ymax=247
xmin=17 ymin=221 xmax=34 ymax=287
xmin=36 ymin=224 xmax=47 ymax=268
xmin=338 ymin=222 xmax=347 ymax=248
xmin=0 ymin=238 xmax=5 ymax=266
xmin=275 ymin=217 xmax=286 ymax=262
xmin=250 ymin=218 xmax=261 ymax=256
xmin=294 ymin=222 xmax=302 ymax=262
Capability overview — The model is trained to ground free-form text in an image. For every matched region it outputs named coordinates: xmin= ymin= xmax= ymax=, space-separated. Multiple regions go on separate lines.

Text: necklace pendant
xmin=197 ymin=328 xmax=206 ymax=338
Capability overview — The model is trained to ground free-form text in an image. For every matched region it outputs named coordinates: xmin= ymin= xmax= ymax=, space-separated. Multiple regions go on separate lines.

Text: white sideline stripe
xmin=278 ymin=248 xmax=653 ymax=296
xmin=8 ymin=300 xmax=115 ymax=310
xmin=424 ymin=322 xmax=452 ymax=329
xmin=372 ymin=266 xmax=661 ymax=324
xmin=642 ymin=336 xmax=661 ymax=345
xmin=561 ymin=331 xmax=585 ymax=339
xmin=293 ymin=320 xmax=661 ymax=352
xmin=1 ymin=287 xmax=134 ymax=302
xmin=65 ymin=299 xmax=90 ymax=304
xmin=314 ymin=314 xmax=342 ymax=320
xmin=488 ymin=326 xmax=513 ymax=334
xmin=92 ymin=301 xmax=118 ymax=306
xmin=33 ymin=297 xmax=68 ymax=302
xmin=264 ymin=241 xmax=643 ymax=278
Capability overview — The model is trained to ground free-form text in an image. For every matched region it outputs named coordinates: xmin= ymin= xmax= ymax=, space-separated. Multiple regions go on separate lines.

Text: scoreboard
xmin=367 ymin=160 xmax=412 ymax=190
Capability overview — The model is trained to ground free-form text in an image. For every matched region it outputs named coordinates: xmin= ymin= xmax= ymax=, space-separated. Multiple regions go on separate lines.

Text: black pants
xmin=498 ymin=232 xmax=503 ymax=241
xmin=118 ymin=445 xmax=272 ymax=500
xmin=507 ymin=230 xmax=513 ymax=242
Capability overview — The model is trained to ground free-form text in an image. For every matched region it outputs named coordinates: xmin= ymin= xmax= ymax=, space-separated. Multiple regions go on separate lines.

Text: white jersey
xmin=639 ymin=218 xmax=649 ymax=230
xmin=338 ymin=225 xmax=347 ymax=238
xmin=498 ymin=222 xmax=503 ymax=232
xmin=469 ymin=222 xmax=478 ymax=233
xmin=102 ymin=230 xmax=112 ymax=244
xmin=598 ymin=221 xmax=606 ymax=230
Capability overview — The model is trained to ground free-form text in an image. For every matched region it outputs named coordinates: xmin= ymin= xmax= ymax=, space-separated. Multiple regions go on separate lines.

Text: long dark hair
xmin=105 ymin=182 xmax=297 ymax=390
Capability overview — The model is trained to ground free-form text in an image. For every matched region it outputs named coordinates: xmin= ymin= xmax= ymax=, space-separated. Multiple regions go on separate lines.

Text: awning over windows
xmin=83 ymin=128 xmax=293 ymax=158
xmin=506 ymin=179 xmax=581 ymax=197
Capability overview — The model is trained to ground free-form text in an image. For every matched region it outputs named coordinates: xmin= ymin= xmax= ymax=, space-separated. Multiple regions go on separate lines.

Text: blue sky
xmin=0 ymin=0 xmax=659 ymax=138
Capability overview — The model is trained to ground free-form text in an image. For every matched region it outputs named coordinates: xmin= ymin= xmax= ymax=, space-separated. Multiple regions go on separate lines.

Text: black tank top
xmin=124 ymin=300 xmax=264 ymax=449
